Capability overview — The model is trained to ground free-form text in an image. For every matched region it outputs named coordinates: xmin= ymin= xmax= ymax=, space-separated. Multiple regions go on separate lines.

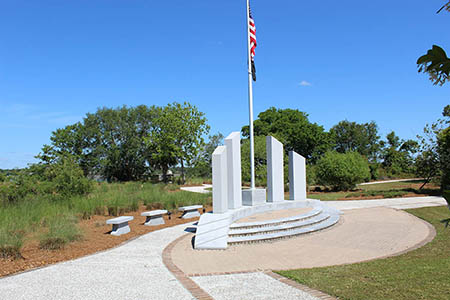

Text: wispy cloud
xmin=299 ymin=80 xmax=312 ymax=87
xmin=0 ymin=152 xmax=38 ymax=169
xmin=0 ymin=103 xmax=81 ymax=126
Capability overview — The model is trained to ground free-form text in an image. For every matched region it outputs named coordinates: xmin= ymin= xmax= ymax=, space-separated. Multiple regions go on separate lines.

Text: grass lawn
xmin=277 ymin=206 xmax=450 ymax=300
xmin=308 ymin=180 xmax=441 ymax=201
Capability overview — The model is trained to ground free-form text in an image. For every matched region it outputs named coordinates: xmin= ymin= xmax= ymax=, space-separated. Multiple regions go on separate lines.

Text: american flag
xmin=249 ymin=5 xmax=257 ymax=81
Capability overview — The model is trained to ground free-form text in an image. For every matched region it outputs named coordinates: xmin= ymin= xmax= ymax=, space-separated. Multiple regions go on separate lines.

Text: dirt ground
xmin=0 ymin=205 xmax=210 ymax=278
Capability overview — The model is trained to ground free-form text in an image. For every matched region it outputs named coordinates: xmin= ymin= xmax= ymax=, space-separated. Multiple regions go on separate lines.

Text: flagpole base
xmin=242 ymin=188 xmax=266 ymax=206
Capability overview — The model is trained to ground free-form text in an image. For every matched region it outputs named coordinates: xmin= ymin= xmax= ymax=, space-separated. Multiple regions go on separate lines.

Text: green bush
xmin=0 ymin=225 xmax=25 ymax=259
xmin=39 ymin=214 xmax=82 ymax=250
xmin=316 ymin=151 xmax=370 ymax=191
xmin=443 ymin=190 xmax=450 ymax=206
xmin=369 ymin=163 xmax=380 ymax=181
xmin=43 ymin=156 xmax=93 ymax=197
xmin=306 ymin=164 xmax=317 ymax=186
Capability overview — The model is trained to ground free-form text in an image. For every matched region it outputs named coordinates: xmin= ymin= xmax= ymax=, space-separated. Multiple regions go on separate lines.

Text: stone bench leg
xmin=144 ymin=215 xmax=165 ymax=226
xmin=181 ymin=210 xmax=200 ymax=219
xmin=110 ymin=222 xmax=131 ymax=236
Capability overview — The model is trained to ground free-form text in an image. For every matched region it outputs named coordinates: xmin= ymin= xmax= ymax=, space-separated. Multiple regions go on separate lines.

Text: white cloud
xmin=299 ymin=80 xmax=312 ymax=86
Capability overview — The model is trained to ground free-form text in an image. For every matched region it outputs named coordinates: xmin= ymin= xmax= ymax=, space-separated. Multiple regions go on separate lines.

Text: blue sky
xmin=0 ymin=0 xmax=449 ymax=169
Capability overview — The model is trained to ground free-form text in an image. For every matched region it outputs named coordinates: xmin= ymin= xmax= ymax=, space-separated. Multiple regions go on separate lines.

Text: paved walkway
xmin=358 ymin=178 xmax=423 ymax=185
xmin=180 ymin=184 xmax=212 ymax=194
xmin=327 ymin=196 xmax=446 ymax=210
xmin=171 ymin=207 xmax=432 ymax=275
xmin=0 ymin=196 xmax=446 ymax=300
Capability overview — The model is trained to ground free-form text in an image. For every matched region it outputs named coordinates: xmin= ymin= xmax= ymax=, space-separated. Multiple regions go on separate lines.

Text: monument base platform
xmin=194 ymin=199 xmax=341 ymax=250
xmin=242 ymin=188 xmax=266 ymax=206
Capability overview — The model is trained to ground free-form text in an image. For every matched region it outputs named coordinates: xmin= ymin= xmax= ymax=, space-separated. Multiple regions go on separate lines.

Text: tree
xmin=146 ymin=102 xmax=210 ymax=183
xmin=189 ymin=132 xmax=224 ymax=178
xmin=330 ymin=120 xmax=380 ymax=161
xmin=242 ymin=107 xmax=332 ymax=162
xmin=416 ymin=105 xmax=450 ymax=189
xmin=39 ymin=105 xmax=158 ymax=182
xmin=417 ymin=45 xmax=450 ymax=86
xmin=417 ymin=1 xmax=450 ymax=85
xmin=241 ymin=135 xmax=268 ymax=186
xmin=438 ymin=127 xmax=450 ymax=189
xmin=380 ymin=131 xmax=418 ymax=176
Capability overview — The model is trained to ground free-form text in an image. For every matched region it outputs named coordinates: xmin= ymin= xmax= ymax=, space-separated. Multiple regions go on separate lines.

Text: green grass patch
xmin=277 ymin=206 xmax=450 ymax=300
xmin=39 ymin=213 xmax=82 ymax=250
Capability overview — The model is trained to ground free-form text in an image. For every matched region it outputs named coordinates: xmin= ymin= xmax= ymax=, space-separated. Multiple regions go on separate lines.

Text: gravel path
xmin=0 ymin=223 xmax=194 ymax=300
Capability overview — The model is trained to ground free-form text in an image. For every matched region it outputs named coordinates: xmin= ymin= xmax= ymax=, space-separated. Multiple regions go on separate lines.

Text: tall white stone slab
xmin=266 ymin=136 xmax=284 ymax=202
xmin=289 ymin=151 xmax=307 ymax=200
xmin=225 ymin=132 xmax=242 ymax=209
xmin=212 ymin=146 xmax=228 ymax=213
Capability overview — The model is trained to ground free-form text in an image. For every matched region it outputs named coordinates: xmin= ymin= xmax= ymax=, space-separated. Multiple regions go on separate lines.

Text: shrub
xmin=0 ymin=226 xmax=25 ymax=259
xmin=444 ymin=190 xmax=450 ymax=206
xmin=43 ymin=155 xmax=93 ymax=197
xmin=39 ymin=214 xmax=82 ymax=250
xmin=316 ymin=151 xmax=370 ymax=191
xmin=306 ymin=165 xmax=317 ymax=186
xmin=369 ymin=163 xmax=380 ymax=181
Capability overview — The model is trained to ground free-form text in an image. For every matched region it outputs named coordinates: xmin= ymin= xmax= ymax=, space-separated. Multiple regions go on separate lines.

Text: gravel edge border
xmin=162 ymin=234 xmax=214 ymax=300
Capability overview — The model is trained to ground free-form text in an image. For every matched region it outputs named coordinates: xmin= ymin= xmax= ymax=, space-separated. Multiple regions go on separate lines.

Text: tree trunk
xmin=180 ymin=160 xmax=185 ymax=185
xmin=162 ymin=165 xmax=168 ymax=183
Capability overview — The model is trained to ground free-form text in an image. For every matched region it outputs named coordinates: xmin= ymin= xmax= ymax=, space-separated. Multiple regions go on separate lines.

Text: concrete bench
xmin=141 ymin=210 xmax=168 ymax=226
xmin=178 ymin=205 xmax=203 ymax=219
xmin=106 ymin=216 xmax=134 ymax=236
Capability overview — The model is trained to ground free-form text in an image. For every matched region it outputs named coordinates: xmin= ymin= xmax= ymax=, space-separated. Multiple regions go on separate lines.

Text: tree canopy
xmin=242 ymin=107 xmax=331 ymax=162
xmin=330 ymin=120 xmax=380 ymax=161
xmin=38 ymin=103 xmax=209 ymax=182
xmin=417 ymin=2 xmax=450 ymax=85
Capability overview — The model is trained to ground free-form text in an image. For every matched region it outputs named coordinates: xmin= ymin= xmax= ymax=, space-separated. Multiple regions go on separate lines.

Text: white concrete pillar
xmin=225 ymin=132 xmax=242 ymax=209
xmin=266 ymin=136 xmax=284 ymax=202
xmin=212 ymin=146 xmax=228 ymax=213
xmin=289 ymin=151 xmax=307 ymax=200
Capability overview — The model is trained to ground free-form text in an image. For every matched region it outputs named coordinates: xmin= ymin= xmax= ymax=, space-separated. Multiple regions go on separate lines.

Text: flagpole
xmin=246 ymin=0 xmax=256 ymax=190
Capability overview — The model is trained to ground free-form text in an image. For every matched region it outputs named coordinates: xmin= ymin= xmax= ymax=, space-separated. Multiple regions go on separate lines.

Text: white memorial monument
xmin=193 ymin=132 xmax=341 ymax=250
xmin=266 ymin=136 xmax=284 ymax=202
xmin=225 ymin=132 xmax=242 ymax=209
xmin=289 ymin=151 xmax=307 ymax=201
xmin=212 ymin=146 xmax=228 ymax=214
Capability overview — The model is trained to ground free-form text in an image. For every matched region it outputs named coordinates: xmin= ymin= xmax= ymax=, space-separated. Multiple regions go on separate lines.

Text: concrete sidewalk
xmin=327 ymin=196 xmax=446 ymax=210
xmin=180 ymin=184 xmax=212 ymax=194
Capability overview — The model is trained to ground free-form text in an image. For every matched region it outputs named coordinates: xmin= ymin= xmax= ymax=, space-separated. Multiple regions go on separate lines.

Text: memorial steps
xmin=227 ymin=204 xmax=340 ymax=245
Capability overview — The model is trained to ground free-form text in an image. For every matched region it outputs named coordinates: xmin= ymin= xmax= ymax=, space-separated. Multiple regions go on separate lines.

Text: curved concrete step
xmin=229 ymin=206 xmax=323 ymax=229
xmin=228 ymin=213 xmax=340 ymax=244
xmin=229 ymin=213 xmax=330 ymax=237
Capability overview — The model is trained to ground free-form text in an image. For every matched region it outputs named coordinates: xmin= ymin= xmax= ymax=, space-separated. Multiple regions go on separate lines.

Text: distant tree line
xmin=37 ymin=102 xmax=209 ymax=183
xmin=239 ymin=107 xmax=424 ymax=190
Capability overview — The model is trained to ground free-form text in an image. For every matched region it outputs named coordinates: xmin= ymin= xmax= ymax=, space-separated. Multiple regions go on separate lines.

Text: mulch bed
xmin=0 ymin=205 xmax=211 ymax=278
